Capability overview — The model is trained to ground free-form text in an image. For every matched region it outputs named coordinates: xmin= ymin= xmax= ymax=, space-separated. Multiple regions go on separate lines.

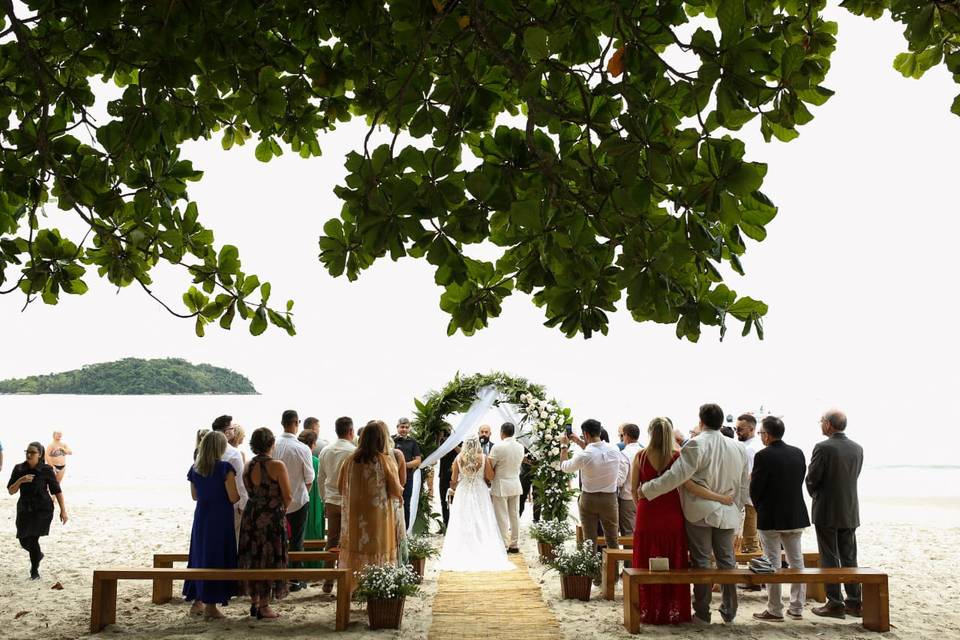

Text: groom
xmin=488 ymin=422 xmax=524 ymax=554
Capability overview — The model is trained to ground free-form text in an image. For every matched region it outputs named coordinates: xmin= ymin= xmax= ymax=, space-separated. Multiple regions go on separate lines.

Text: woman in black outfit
xmin=7 ymin=441 xmax=68 ymax=579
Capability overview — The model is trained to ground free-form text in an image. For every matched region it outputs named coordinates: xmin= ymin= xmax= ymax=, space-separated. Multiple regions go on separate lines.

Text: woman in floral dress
xmin=237 ymin=428 xmax=292 ymax=619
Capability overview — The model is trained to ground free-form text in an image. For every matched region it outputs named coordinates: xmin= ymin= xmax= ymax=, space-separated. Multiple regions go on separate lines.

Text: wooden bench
xmin=622 ymin=567 xmax=889 ymax=633
xmin=602 ymin=548 xmax=826 ymax=601
xmin=151 ymin=551 xmax=339 ymax=604
xmin=304 ymin=538 xmax=327 ymax=550
xmin=575 ymin=526 xmax=633 ymax=547
xmin=91 ymin=566 xmax=350 ymax=633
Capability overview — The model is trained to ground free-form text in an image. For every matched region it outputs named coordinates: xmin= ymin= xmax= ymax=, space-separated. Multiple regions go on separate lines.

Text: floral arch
xmin=407 ymin=372 xmax=575 ymax=532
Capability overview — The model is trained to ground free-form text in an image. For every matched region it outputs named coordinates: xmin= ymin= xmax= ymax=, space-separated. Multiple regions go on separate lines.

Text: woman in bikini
xmin=46 ymin=431 xmax=73 ymax=484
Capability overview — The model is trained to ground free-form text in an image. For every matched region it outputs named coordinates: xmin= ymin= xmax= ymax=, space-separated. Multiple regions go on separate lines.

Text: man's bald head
xmin=821 ymin=409 xmax=847 ymax=435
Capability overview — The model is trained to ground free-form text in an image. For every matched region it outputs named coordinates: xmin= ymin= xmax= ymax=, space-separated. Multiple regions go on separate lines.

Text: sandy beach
xmin=1 ymin=489 xmax=957 ymax=640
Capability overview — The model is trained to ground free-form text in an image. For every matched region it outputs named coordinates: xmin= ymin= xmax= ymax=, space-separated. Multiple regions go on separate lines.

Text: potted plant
xmin=546 ymin=541 xmax=602 ymax=601
xmin=406 ymin=535 xmax=438 ymax=577
xmin=353 ymin=563 xmax=421 ymax=629
xmin=530 ymin=519 xmax=573 ymax=562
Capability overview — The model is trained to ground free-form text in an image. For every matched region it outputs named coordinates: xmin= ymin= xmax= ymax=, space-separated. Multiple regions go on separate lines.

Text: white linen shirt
xmin=221 ymin=443 xmax=247 ymax=511
xmin=561 ymin=441 xmax=623 ymax=493
xmin=742 ymin=435 xmax=764 ymax=506
xmin=316 ymin=438 xmax=356 ymax=506
xmin=274 ymin=432 xmax=315 ymax=513
xmin=618 ymin=442 xmax=644 ymax=500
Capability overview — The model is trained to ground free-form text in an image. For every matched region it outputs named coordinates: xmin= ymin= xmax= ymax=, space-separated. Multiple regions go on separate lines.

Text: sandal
xmin=753 ymin=611 xmax=784 ymax=622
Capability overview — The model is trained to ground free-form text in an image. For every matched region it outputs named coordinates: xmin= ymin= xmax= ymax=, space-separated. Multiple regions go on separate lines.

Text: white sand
xmin=1 ymin=495 xmax=957 ymax=639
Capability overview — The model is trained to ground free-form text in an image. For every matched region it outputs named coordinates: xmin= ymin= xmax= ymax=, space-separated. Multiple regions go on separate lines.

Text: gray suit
xmin=806 ymin=431 xmax=864 ymax=608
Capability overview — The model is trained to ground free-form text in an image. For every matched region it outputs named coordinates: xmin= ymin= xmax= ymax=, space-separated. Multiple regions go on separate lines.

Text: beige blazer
xmin=488 ymin=437 xmax=524 ymax=497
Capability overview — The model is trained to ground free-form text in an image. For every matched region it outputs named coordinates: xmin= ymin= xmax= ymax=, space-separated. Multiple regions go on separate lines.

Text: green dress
xmin=303 ymin=455 xmax=326 ymax=567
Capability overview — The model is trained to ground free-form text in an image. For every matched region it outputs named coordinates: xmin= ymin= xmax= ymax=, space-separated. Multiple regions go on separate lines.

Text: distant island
xmin=0 ymin=358 xmax=258 ymax=395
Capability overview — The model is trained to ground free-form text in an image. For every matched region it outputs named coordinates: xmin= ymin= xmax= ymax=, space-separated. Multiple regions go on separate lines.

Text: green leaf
xmin=717 ymin=0 xmax=745 ymax=43
xmin=218 ymin=245 xmax=240 ymax=273
xmin=523 ymin=27 xmax=549 ymax=61
xmin=249 ymin=307 xmax=268 ymax=336
xmin=255 ymin=139 xmax=274 ymax=162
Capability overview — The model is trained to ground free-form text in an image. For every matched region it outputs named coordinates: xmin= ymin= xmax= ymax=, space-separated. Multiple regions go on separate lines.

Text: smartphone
xmin=565 ymin=423 xmax=573 ymax=435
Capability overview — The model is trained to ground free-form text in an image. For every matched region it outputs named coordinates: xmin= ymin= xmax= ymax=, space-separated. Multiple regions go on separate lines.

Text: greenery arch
xmin=409 ymin=371 xmax=575 ymax=531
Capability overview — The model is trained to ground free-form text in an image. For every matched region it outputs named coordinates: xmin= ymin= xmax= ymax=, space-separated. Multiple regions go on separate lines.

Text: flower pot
xmin=537 ymin=541 xmax=556 ymax=562
xmin=367 ymin=597 xmax=406 ymax=630
xmin=409 ymin=556 xmax=426 ymax=578
xmin=560 ymin=574 xmax=592 ymax=601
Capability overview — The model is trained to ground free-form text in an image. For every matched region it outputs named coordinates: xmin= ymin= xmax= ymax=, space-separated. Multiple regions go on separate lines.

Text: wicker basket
xmin=537 ymin=542 xmax=556 ymax=562
xmin=560 ymin=574 xmax=592 ymax=601
xmin=367 ymin=597 xmax=405 ymax=629
xmin=410 ymin=556 xmax=426 ymax=578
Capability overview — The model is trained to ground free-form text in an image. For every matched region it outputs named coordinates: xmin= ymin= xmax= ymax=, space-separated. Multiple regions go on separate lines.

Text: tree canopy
xmin=0 ymin=357 xmax=257 ymax=394
xmin=0 ymin=0 xmax=956 ymax=340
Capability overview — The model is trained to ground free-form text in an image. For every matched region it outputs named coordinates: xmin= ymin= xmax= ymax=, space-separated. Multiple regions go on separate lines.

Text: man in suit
xmin=436 ymin=423 xmax=459 ymax=528
xmin=487 ymin=422 xmax=524 ymax=553
xmin=478 ymin=424 xmax=494 ymax=455
xmin=806 ymin=409 xmax=864 ymax=619
xmin=639 ymin=403 xmax=749 ymax=624
xmin=750 ymin=416 xmax=811 ymax=622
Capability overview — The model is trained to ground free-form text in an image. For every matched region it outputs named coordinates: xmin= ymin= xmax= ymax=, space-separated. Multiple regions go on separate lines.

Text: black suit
xmin=750 ymin=440 xmax=810 ymax=531
xmin=806 ymin=432 xmax=864 ymax=608
xmin=438 ymin=447 xmax=458 ymax=528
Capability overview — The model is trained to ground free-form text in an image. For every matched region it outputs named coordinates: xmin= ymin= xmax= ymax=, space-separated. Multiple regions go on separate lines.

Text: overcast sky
xmin=1 ymin=11 xmax=957 ymax=465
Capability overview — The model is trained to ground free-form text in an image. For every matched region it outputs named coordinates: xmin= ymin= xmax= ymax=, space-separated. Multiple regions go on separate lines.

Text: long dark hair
xmin=27 ymin=441 xmax=45 ymax=465
xmin=353 ymin=422 xmax=386 ymax=464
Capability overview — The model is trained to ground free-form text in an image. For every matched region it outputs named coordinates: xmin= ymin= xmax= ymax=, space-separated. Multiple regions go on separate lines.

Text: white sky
xmin=2 ymin=11 xmax=958 ymax=465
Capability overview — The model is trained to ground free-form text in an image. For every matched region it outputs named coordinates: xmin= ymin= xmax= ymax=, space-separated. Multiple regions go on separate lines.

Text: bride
xmin=438 ymin=435 xmax=515 ymax=571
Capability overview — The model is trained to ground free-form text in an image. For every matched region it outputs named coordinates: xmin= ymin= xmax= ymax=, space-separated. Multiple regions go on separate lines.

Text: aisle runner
xmin=428 ymin=555 xmax=561 ymax=640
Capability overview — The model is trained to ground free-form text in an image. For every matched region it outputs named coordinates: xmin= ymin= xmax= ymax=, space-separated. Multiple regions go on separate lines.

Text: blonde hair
xmin=229 ymin=425 xmax=245 ymax=447
xmin=645 ymin=417 xmax=675 ymax=472
xmin=458 ymin=436 xmax=484 ymax=474
xmin=195 ymin=431 xmax=228 ymax=477
xmin=369 ymin=419 xmax=394 ymax=453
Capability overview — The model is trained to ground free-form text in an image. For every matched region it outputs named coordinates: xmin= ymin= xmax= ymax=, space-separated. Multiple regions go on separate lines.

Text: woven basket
xmin=367 ymin=597 xmax=405 ymax=629
xmin=536 ymin=542 xmax=556 ymax=562
xmin=560 ymin=575 xmax=592 ymax=601
xmin=410 ymin=556 xmax=426 ymax=578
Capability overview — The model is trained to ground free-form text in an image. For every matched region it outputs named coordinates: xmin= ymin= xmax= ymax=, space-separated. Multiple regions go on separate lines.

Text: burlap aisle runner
xmin=428 ymin=554 xmax=561 ymax=640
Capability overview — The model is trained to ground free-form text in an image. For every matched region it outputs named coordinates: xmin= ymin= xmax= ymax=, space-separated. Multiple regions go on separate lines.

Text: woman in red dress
xmin=630 ymin=417 xmax=734 ymax=625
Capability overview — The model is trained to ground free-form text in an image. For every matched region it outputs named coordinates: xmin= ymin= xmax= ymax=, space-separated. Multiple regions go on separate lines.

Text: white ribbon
xmin=407 ymin=385 xmax=499 ymax=534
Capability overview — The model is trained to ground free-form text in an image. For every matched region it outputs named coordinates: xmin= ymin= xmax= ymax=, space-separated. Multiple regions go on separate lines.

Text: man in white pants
xmin=750 ymin=415 xmax=811 ymax=621
xmin=487 ymin=422 xmax=525 ymax=553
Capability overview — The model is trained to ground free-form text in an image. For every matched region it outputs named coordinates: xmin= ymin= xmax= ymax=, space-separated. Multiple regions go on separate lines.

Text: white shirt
xmin=742 ymin=435 xmax=764 ymax=506
xmin=561 ymin=441 xmax=623 ymax=493
xmin=618 ymin=442 xmax=644 ymax=500
xmin=316 ymin=438 xmax=356 ymax=506
xmin=221 ymin=443 xmax=247 ymax=511
xmin=274 ymin=432 xmax=315 ymax=513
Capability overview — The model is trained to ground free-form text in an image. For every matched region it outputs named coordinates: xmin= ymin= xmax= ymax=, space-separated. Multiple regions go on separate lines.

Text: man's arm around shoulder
xmin=640 ymin=438 xmax=701 ymax=501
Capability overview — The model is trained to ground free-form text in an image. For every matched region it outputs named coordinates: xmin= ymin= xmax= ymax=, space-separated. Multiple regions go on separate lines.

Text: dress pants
xmin=815 ymin=525 xmax=862 ymax=607
xmin=492 ymin=494 xmax=520 ymax=548
xmin=578 ymin=492 xmax=619 ymax=550
xmin=519 ymin=473 xmax=541 ymax=522
xmin=323 ymin=503 xmax=342 ymax=589
xmin=402 ymin=477 xmax=414 ymax=528
xmin=740 ymin=505 xmax=760 ymax=553
xmin=618 ymin=498 xmax=636 ymax=536
xmin=439 ymin=475 xmax=452 ymax=528
xmin=759 ymin=529 xmax=806 ymax=616
xmin=685 ymin=522 xmax=737 ymax=622
xmin=286 ymin=503 xmax=309 ymax=573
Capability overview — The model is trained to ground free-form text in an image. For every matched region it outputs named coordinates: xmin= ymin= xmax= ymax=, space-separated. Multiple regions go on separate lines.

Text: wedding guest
xmin=184 ymin=431 xmax=240 ymax=618
xmin=238 ymin=427 xmax=292 ymax=619
xmin=212 ymin=415 xmax=248 ymax=535
xmin=618 ymin=424 xmax=643 ymax=536
xmin=437 ymin=424 xmax=459 ymax=528
xmin=194 ymin=428 xmax=210 ymax=460
xmin=560 ymin=419 xmax=625 ymax=550
xmin=338 ymin=423 xmax=403 ymax=590
xmin=639 ymin=404 xmax=749 ymax=624
xmin=519 ymin=444 xmax=540 ymax=522
xmin=616 ymin=424 xmax=627 ymax=451
xmin=736 ymin=414 xmax=764 ymax=556
xmin=673 ymin=427 xmax=688 ymax=449
xmin=298 ymin=430 xmax=325 ymax=567
xmin=376 ymin=420 xmax=409 ymax=562
xmin=46 ymin=431 xmax=72 ymax=484
xmin=750 ymin=416 xmax=810 ymax=622
xmin=7 ymin=442 xmax=67 ymax=579
xmin=274 ymin=409 xmax=315 ymax=592
xmin=393 ymin=417 xmax=421 ymax=527
xmin=478 ymin=424 xmax=494 ymax=455
xmin=304 ymin=416 xmax=329 ymax=453
xmin=317 ymin=416 xmax=355 ymax=593
xmin=229 ymin=425 xmax=248 ymax=464
xmin=807 ymin=409 xmax=864 ymax=619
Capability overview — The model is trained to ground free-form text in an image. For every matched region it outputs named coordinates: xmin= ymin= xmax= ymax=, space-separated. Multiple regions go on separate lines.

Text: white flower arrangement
xmin=529 ymin=519 xmax=573 ymax=546
xmin=353 ymin=563 xmax=421 ymax=602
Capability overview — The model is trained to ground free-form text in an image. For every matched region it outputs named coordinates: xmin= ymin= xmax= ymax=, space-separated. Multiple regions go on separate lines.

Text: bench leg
xmin=622 ymin=572 xmax=640 ymax=634
xmin=576 ymin=525 xmax=583 ymax=545
xmin=152 ymin=560 xmax=174 ymax=604
xmin=602 ymin=552 xmax=617 ymax=600
xmin=334 ymin=573 xmax=350 ymax=631
xmin=805 ymin=555 xmax=826 ymax=602
xmin=862 ymin=578 xmax=889 ymax=632
xmin=90 ymin=576 xmax=117 ymax=633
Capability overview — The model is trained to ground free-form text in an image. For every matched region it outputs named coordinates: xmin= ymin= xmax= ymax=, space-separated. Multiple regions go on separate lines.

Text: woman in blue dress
xmin=184 ymin=431 xmax=240 ymax=618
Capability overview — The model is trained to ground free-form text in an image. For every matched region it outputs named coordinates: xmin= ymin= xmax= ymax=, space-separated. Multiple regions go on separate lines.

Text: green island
xmin=0 ymin=358 xmax=257 ymax=395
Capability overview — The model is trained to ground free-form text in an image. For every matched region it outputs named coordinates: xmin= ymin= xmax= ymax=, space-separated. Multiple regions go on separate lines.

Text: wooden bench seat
xmin=602 ymin=548 xmax=825 ymax=601
xmin=304 ymin=538 xmax=327 ymax=550
xmin=151 ymin=551 xmax=339 ymax=604
xmin=91 ymin=566 xmax=350 ymax=633
xmin=622 ymin=567 xmax=889 ymax=633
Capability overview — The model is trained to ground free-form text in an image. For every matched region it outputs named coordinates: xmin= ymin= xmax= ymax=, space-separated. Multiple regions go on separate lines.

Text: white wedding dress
xmin=438 ymin=454 xmax=516 ymax=572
